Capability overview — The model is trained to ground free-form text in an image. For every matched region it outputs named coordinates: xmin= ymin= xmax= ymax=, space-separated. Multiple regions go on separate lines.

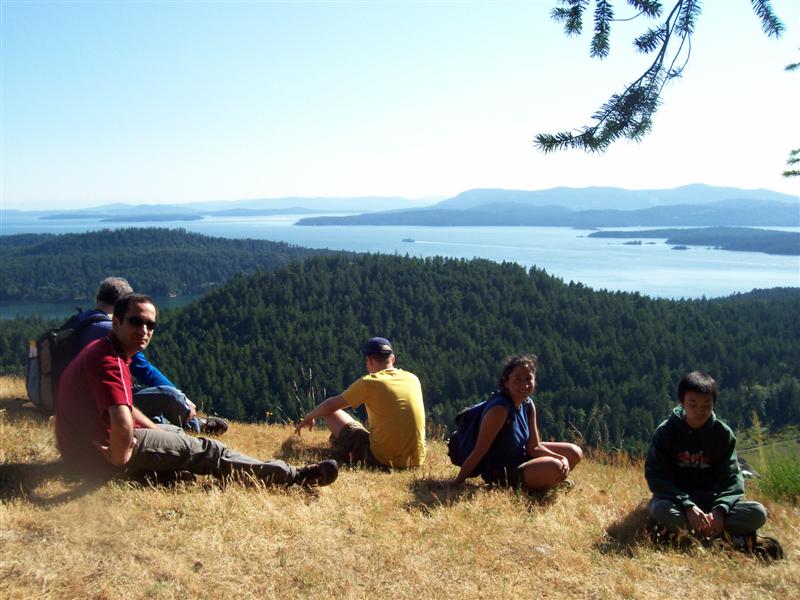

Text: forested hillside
xmin=137 ymin=254 xmax=799 ymax=452
xmin=3 ymin=252 xmax=798 ymax=451
xmin=0 ymin=228 xmax=332 ymax=301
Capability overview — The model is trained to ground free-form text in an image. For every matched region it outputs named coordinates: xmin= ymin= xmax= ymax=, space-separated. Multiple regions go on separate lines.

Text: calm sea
xmin=2 ymin=212 xmax=799 ymax=319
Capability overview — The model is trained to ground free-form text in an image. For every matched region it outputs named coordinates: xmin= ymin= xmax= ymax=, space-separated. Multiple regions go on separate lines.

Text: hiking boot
xmin=295 ymin=459 xmax=339 ymax=487
xmin=199 ymin=416 xmax=229 ymax=435
xmin=730 ymin=533 xmax=785 ymax=561
xmin=753 ymin=535 xmax=784 ymax=561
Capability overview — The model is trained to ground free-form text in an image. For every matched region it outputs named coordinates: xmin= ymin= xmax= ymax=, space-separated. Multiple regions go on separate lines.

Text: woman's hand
xmin=558 ymin=455 xmax=570 ymax=479
xmin=294 ymin=415 xmax=314 ymax=435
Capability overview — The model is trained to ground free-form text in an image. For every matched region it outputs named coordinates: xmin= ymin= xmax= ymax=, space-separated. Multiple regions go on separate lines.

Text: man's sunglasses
xmin=126 ymin=316 xmax=157 ymax=331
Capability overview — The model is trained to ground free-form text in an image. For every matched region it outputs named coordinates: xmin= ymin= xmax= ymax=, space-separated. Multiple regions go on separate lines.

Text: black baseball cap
xmin=362 ymin=337 xmax=393 ymax=356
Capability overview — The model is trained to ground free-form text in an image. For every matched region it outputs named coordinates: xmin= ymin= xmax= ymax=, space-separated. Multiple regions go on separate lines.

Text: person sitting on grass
xmin=644 ymin=371 xmax=777 ymax=555
xmin=294 ymin=336 xmax=426 ymax=469
xmin=56 ymin=293 xmax=337 ymax=488
xmin=77 ymin=276 xmax=227 ymax=435
xmin=452 ymin=354 xmax=582 ymax=491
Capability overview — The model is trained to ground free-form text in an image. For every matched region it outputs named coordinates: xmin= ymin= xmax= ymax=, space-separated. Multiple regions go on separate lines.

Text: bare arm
xmin=295 ymin=394 xmax=349 ymax=434
xmin=132 ymin=406 xmax=161 ymax=430
xmin=525 ymin=402 xmax=570 ymax=471
xmin=453 ymin=405 xmax=508 ymax=485
xmin=94 ymin=405 xmax=137 ymax=467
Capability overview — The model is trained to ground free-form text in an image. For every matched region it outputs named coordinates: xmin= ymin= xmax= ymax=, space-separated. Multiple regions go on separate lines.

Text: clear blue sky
xmin=1 ymin=0 xmax=798 ymax=209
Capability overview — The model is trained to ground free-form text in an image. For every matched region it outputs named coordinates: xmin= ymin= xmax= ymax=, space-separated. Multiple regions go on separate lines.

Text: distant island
xmin=295 ymin=198 xmax=799 ymax=228
xmin=39 ymin=213 xmax=111 ymax=220
xmin=100 ymin=214 xmax=204 ymax=223
xmin=589 ymin=227 xmax=800 ymax=256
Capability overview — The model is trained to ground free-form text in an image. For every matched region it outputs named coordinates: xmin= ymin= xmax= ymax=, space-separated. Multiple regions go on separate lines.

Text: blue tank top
xmin=479 ymin=392 xmax=531 ymax=480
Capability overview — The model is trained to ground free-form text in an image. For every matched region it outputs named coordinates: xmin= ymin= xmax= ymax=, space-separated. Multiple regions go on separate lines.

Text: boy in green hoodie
xmin=644 ymin=372 xmax=768 ymax=542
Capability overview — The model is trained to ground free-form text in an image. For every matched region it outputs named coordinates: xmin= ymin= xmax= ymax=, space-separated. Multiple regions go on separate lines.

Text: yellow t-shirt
xmin=341 ymin=368 xmax=426 ymax=467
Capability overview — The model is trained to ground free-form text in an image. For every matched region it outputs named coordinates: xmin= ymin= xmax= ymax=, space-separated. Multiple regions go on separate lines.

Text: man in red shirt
xmin=56 ymin=293 xmax=337 ymax=487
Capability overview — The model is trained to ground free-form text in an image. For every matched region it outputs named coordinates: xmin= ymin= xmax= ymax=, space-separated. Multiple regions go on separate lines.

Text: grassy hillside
xmin=1 ymin=376 xmax=797 ymax=599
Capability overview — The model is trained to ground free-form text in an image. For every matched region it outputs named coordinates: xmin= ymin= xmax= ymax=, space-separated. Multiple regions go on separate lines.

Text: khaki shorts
xmin=330 ymin=421 xmax=382 ymax=468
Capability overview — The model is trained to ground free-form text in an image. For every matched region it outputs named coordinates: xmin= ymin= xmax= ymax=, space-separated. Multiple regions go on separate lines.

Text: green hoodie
xmin=644 ymin=406 xmax=744 ymax=514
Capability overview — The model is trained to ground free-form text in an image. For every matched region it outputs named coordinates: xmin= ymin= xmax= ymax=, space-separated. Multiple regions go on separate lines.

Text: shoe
xmin=295 ymin=459 xmax=339 ymax=487
xmin=753 ymin=535 xmax=784 ymax=561
xmin=728 ymin=532 xmax=783 ymax=560
xmin=199 ymin=416 xmax=229 ymax=435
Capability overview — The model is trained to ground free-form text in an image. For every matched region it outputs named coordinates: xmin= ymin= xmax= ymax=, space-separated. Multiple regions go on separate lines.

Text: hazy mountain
xmin=180 ymin=196 xmax=440 ymax=212
xmin=434 ymin=184 xmax=798 ymax=211
xmin=296 ymin=198 xmax=800 ymax=228
xmin=4 ymin=185 xmax=796 ymax=220
xmin=4 ymin=196 xmax=439 ymax=219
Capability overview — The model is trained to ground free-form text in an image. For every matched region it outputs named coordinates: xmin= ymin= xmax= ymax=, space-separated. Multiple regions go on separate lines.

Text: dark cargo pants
xmin=649 ymin=496 xmax=768 ymax=535
xmin=128 ymin=428 xmax=296 ymax=485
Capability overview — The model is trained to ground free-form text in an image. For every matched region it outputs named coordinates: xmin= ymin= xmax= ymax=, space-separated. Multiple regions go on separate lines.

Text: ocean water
xmin=2 ymin=213 xmax=798 ymax=319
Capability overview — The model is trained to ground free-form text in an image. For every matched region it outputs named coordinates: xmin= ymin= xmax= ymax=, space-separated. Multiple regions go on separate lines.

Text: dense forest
xmin=3 ymin=252 xmax=798 ymax=452
xmin=0 ymin=228 xmax=332 ymax=301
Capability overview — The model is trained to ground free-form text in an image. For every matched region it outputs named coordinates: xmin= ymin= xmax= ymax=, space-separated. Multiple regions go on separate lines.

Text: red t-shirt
xmin=55 ymin=335 xmax=135 ymax=468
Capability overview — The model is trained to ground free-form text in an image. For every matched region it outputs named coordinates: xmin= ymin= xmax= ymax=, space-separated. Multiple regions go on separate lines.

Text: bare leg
xmin=519 ymin=442 xmax=582 ymax=491
xmin=519 ymin=457 xmax=568 ymax=491
xmin=323 ymin=409 xmax=356 ymax=438
xmin=540 ymin=442 xmax=583 ymax=469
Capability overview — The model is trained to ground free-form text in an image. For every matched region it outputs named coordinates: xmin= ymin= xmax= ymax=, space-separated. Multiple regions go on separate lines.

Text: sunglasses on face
xmin=126 ymin=316 xmax=157 ymax=331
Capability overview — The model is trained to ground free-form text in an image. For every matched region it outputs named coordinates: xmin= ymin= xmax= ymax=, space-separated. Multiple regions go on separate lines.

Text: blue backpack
xmin=447 ymin=394 xmax=517 ymax=478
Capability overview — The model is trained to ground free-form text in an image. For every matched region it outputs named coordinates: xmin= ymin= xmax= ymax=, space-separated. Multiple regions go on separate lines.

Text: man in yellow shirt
xmin=295 ymin=337 xmax=426 ymax=468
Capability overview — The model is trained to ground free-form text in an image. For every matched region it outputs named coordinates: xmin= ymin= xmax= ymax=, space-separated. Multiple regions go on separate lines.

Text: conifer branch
xmin=536 ymin=0 xmax=785 ymax=153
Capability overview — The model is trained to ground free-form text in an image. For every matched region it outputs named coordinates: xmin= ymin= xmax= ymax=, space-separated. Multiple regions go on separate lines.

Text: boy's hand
xmin=685 ymin=505 xmax=710 ymax=534
xmin=707 ymin=508 xmax=726 ymax=537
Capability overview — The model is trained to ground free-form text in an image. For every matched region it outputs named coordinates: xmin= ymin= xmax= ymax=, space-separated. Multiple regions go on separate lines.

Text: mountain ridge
xmin=434 ymin=184 xmax=799 ymax=211
xmin=295 ymin=198 xmax=800 ymax=229
xmin=4 ymin=184 xmax=796 ymax=220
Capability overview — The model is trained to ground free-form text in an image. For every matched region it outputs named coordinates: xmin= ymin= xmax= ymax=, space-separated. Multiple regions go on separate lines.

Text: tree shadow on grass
xmin=275 ymin=435 xmax=392 ymax=474
xmin=405 ymin=477 xmax=483 ymax=512
xmin=0 ymin=460 xmax=107 ymax=507
xmin=406 ymin=477 xmax=573 ymax=513
xmin=276 ymin=435 xmax=333 ymax=464
xmin=0 ymin=395 xmax=51 ymax=426
xmin=595 ymin=500 xmax=660 ymax=557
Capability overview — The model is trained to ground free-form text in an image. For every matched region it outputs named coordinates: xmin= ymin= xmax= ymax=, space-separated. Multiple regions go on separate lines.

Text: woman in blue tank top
xmin=454 ymin=354 xmax=583 ymax=490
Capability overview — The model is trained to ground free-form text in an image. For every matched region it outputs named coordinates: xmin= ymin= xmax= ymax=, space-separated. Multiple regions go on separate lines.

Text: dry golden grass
xmin=1 ymin=375 xmax=797 ymax=600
